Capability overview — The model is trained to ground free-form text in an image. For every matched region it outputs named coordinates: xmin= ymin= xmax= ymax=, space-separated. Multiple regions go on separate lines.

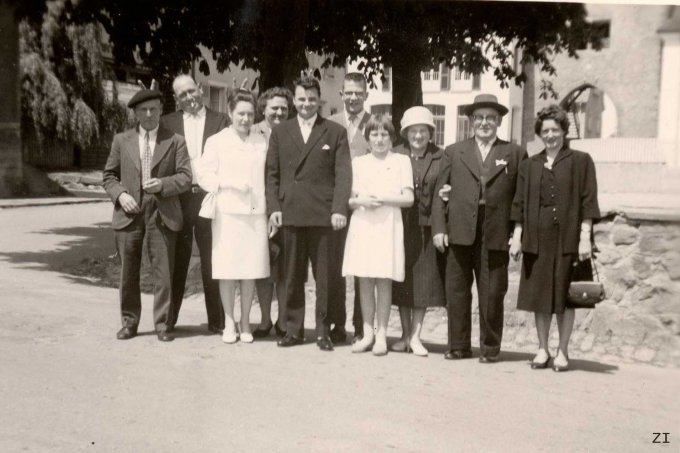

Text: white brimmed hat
xmin=400 ymin=106 xmax=435 ymax=137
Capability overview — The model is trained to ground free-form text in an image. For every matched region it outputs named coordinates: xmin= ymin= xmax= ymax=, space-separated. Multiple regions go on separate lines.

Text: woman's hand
xmin=578 ymin=237 xmax=592 ymax=261
xmin=509 ymin=236 xmax=522 ymax=261
xmin=355 ymin=194 xmax=382 ymax=209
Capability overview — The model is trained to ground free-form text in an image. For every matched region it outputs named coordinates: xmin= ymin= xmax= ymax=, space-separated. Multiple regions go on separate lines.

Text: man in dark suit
xmin=432 ymin=94 xmax=526 ymax=362
xmin=160 ymin=75 xmax=229 ymax=333
xmin=103 ymin=89 xmax=192 ymax=342
xmin=266 ymin=76 xmax=352 ymax=351
xmin=328 ymin=72 xmax=371 ymax=343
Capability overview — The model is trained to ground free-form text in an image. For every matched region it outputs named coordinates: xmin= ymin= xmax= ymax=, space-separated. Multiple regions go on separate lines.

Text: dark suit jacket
xmin=103 ymin=126 xmax=192 ymax=232
xmin=265 ymin=116 xmax=352 ymax=226
xmin=511 ymin=147 xmax=600 ymax=255
xmin=394 ymin=142 xmax=443 ymax=226
xmin=159 ymin=107 xmax=230 ymax=149
xmin=432 ymin=138 xmax=526 ymax=251
xmin=328 ymin=111 xmax=370 ymax=160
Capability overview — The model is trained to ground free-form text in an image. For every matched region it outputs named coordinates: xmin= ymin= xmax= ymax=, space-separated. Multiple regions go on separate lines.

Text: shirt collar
xmin=298 ymin=114 xmax=317 ymax=128
xmin=183 ymin=106 xmax=206 ymax=119
xmin=345 ymin=110 xmax=363 ymax=125
xmin=139 ymin=125 xmax=159 ymax=140
xmin=475 ymin=136 xmax=496 ymax=150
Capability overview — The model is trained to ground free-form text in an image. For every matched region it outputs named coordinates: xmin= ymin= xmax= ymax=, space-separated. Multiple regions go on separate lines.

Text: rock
xmin=580 ymin=333 xmax=595 ymax=352
xmin=633 ymin=347 xmax=655 ymax=362
xmin=639 ymin=224 xmax=680 ymax=255
xmin=612 ymin=223 xmax=639 ymax=245
xmin=661 ymin=251 xmax=680 ymax=280
xmin=631 ymin=253 xmax=652 ymax=280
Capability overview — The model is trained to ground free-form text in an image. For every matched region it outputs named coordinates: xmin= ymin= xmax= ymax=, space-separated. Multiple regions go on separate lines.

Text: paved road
xmin=1 ymin=204 xmax=678 ymax=452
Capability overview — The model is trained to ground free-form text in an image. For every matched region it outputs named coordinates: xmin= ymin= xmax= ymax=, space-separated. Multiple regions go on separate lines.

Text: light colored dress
xmin=197 ymin=127 xmax=270 ymax=280
xmin=342 ymin=152 xmax=414 ymax=281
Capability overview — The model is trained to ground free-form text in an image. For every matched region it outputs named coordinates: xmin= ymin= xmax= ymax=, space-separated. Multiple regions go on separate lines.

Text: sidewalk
xmin=0 ymin=196 xmax=108 ymax=209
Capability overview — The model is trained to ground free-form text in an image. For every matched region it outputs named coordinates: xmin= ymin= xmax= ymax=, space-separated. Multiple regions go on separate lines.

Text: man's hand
xmin=331 ymin=213 xmax=347 ymax=231
xmin=143 ymin=178 xmax=163 ymax=194
xmin=269 ymin=211 xmax=282 ymax=228
xmin=118 ymin=192 xmax=140 ymax=214
xmin=509 ymin=236 xmax=522 ymax=261
xmin=433 ymin=233 xmax=449 ymax=253
xmin=438 ymin=184 xmax=451 ymax=202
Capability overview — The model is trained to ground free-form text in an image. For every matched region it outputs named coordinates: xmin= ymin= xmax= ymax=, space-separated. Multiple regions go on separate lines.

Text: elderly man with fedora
xmin=103 ymin=88 xmax=192 ymax=342
xmin=432 ymin=94 xmax=526 ymax=362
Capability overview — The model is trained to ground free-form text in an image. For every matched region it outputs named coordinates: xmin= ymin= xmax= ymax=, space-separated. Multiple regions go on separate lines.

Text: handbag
xmin=567 ymin=257 xmax=605 ymax=308
xmin=198 ymin=191 xmax=216 ymax=219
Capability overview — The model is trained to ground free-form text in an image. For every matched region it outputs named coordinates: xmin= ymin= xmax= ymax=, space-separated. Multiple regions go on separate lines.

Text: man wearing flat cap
xmin=432 ymin=94 xmax=526 ymax=363
xmin=103 ymin=89 xmax=192 ymax=342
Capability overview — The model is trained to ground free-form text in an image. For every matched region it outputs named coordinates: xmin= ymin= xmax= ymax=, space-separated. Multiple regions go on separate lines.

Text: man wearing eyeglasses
xmin=432 ymin=94 xmax=526 ymax=363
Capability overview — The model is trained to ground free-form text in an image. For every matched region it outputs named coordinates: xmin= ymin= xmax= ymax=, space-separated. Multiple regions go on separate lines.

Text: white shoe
xmin=409 ymin=339 xmax=428 ymax=357
xmin=240 ymin=332 xmax=254 ymax=343
xmin=222 ymin=330 xmax=238 ymax=344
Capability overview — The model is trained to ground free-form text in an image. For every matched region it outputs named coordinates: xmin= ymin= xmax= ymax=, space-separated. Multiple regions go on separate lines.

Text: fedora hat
xmin=400 ymin=106 xmax=435 ymax=137
xmin=462 ymin=94 xmax=509 ymax=117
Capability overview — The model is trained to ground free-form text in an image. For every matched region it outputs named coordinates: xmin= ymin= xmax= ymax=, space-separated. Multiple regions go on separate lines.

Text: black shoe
xmin=479 ymin=354 xmax=500 ymax=364
xmin=208 ymin=325 xmax=223 ymax=334
xmin=317 ymin=335 xmax=334 ymax=351
xmin=277 ymin=334 xmax=304 ymax=347
xmin=252 ymin=322 xmax=273 ymax=338
xmin=157 ymin=331 xmax=174 ymax=342
xmin=444 ymin=349 xmax=472 ymax=360
xmin=274 ymin=321 xmax=287 ymax=338
xmin=330 ymin=327 xmax=347 ymax=344
xmin=116 ymin=326 xmax=137 ymax=340
xmin=352 ymin=332 xmax=363 ymax=345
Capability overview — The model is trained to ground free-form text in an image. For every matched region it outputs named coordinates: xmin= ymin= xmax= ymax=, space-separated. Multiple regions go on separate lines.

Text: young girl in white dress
xmin=342 ymin=115 xmax=414 ymax=355
xmin=197 ymin=89 xmax=270 ymax=344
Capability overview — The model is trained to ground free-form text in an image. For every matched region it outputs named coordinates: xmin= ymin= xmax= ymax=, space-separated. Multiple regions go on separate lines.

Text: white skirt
xmin=211 ymin=213 xmax=270 ymax=280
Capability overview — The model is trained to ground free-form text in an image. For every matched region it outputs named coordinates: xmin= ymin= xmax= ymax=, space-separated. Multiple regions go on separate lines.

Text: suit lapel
xmin=127 ymin=129 xmax=141 ymax=172
xmin=421 ymin=143 xmax=438 ymax=179
xmin=202 ymin=109 xmax=218 ymax=148
xmin=285 ymin=120 xmax=306 ymax=155
xmin=297 ymin=117 xmax=326 ymax=169
xmin=460 ymin=139 xmax=481 ymax=180
xmin=552 ymin=147 xmax=573 ymax=168
xmin=486 ymin=141 xmax=511 ymax=183
xmin=151 ymin=127 xmax=172 ymax=169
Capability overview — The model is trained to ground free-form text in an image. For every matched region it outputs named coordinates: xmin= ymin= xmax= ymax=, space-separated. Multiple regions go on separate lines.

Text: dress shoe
xmin=116 ymin=326 xmax=137 ymax=340
xmin=208 ymin=325 xmax=223 ymax=334
xmin=530 ymin=351 xmax=551 ymax=369
xmin=330 ymin=327 xmax=347 ymax=344
xmin=240 ymin=332 xmax=254 ymax=343
xmin=316 ymin=335 xmax=334 ymax=351
xmin=157 ymin=331 xmax=174 ymax=342
xmin=409 ymin=339 xmax=428 ymax=357
xmin=479 ymin=354 xmax=499 ymax=364
xmin=252 ymin=322 xmax=273 ymax=338
xmin=372 ymin=338 xmax=388 ymax=356
xmin=352 ymin=333 xmax=363 ymax=345
xmin=277 ymin=334 xmax=304 ymax=347
xmin=552 ymin=353 xmax=570 ymax=372
xmin=222 ymin=328 xmax=238 ymax=344
xmin=352 ymin=336 xmax=375 ymax=353
xmin=274 ymin=321 xmax=286 ymax=338
xmin=444 ymin=349 xmax=472 ymax=360
xmin=390 ymin=339 xmax=412 ymax=353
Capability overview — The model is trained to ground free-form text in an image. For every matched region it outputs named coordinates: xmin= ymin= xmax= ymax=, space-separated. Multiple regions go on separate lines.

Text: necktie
xmin=142 ymin=131 xmax=152 ymax=183
xmin=348 ymin=114 xmax=358 ymax=141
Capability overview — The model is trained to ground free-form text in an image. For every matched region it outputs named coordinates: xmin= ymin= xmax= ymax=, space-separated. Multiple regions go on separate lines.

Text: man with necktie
xmin=160 ymin=75 xmax=229 ymax=333
xmin=328 ymin=72 xmax=372 ymax=343
xmin=432 ymin=94 xmax=526 ymax=362
xmin=266 ymin=76 xmax=352 ymax=351
xmin=103 ymin=89 xmax=192 ymax=342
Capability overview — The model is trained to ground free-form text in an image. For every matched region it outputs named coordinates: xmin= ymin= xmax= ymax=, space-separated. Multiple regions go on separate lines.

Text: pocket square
xmin=322 ymin=144 xmax=331 ymax=150
xmin=495 ymin=159 xmax=508 ymax=166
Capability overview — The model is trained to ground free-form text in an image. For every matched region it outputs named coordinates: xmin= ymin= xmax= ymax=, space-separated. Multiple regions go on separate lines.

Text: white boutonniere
xmin=322 ymin=144 xmax=330 ymax=150
xmin=495 ymin=159 xmax=507 ymax=166
xmin=544 ymin=162 xmax=552 ymax=170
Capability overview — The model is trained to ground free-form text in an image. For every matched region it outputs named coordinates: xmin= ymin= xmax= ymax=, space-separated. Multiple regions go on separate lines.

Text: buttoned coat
xmin=159 ymin=107 xmax=230 ymax=150
xmin=511 ymin=147 xmax=600 ymax=255
xmin=328 ymin=111 xmax=371 ymax=160
xmin=103 ymin=126 xmax=192 ymax=232
xmin=432 ymin=138 xmax=526 ymax=251
xmin=265 ymin=116 xmax=352 ymax=226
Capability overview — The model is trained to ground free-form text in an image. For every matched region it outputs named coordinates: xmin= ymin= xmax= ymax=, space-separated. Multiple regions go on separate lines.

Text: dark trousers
xmin=445 ymin=207 xmax=509 ymax=356
xmin=331 ymin=224 xmax=362 ymax=335
xmin=170 ymin=190 xmax=224 ymax=329
xmin=281 ymin=226 xmax=344 ymax=338
xmin=114 ymin=194 xmax=176 ymax=332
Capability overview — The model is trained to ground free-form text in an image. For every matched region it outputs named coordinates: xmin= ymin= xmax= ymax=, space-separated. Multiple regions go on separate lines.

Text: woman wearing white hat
xmin=391 ymin=106 xmax=447 ymax=357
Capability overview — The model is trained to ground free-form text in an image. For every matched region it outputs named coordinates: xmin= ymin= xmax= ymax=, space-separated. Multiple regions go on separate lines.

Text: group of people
xmin=103 ymin=71 xmax=599 ymax=372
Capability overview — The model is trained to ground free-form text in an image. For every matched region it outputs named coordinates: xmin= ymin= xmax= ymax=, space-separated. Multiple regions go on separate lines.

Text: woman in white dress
xmin=197 ymin=89 xmax=270 ymax=344
xmin=342 ymin=115 xmax=414 ymax=355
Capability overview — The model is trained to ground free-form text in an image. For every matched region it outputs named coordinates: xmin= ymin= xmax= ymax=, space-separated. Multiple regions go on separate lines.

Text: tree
xmin=19 ymin=0 xmax=132 ymax=167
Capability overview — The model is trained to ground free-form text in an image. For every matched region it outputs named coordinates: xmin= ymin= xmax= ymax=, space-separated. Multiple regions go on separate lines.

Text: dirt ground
xmin=1 ymin=203 xmax=678 ymax=452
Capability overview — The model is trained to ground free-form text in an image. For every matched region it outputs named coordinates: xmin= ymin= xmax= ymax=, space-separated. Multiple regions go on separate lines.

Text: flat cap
xmin=127 ymin=89 xmax=163 ymax=109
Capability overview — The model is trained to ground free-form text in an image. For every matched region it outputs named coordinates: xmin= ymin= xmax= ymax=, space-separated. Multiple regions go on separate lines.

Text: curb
xmin=0 ymin=198 xmax=109 ymax=209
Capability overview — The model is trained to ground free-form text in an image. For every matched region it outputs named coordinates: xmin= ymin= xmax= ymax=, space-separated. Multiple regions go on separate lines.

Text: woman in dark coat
xmin=510 ymin=104 xmax=600 ymax=372
xmin=392 ymin=106 xmax=447 ymax=357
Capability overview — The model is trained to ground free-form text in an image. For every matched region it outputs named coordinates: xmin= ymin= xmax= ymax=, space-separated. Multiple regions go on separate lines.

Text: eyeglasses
xmin=472 ymin=114 xmax=498 ymax=124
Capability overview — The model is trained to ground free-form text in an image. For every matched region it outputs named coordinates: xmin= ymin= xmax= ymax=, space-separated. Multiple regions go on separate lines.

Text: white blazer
xmin=197 ymin=126 xmax=267 ymax=215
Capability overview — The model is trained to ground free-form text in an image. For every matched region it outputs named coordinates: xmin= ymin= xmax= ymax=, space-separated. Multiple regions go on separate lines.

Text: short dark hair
xmin=364 ymin=114 xmax=396 ymax=143
xmin=257 ymin=86 xmax=293 ymax=116
xmin=227 ymin=88 xmax=257 ymax=112
xmin=534 ymin=104 xmax=570 ymax=135
xmin=293 ymin=76 xmax=321 ymax=97
xmin=343 ymin=72 xmax=367 ymax=91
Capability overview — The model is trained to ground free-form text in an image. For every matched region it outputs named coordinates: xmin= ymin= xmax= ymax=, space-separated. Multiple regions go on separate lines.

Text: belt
xmin=190 ymin=185 xmax=205 ymax=194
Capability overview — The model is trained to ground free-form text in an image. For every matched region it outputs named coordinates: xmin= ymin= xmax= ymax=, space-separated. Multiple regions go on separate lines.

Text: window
xmin=370 ymin=104 xmax=392 ymax=116
xmin=457 ymin=105 xmax=473 ymax=141
xmin=440 ymin=64 xmax=450 ymax=91
xmin=454 ymin=67 xmax=471 ymax=81
xmin=209 ymin=85 xmax=226 ymax=112
xmin=472 ymin=74 xmax=481 ymax=90
xmin=382 ymin=66 xmax=391 ymax=92
xmin=425 ymin=104 xmax=445 ymax=147
xmin=422 ymin=69 xmax=439 ymax=81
